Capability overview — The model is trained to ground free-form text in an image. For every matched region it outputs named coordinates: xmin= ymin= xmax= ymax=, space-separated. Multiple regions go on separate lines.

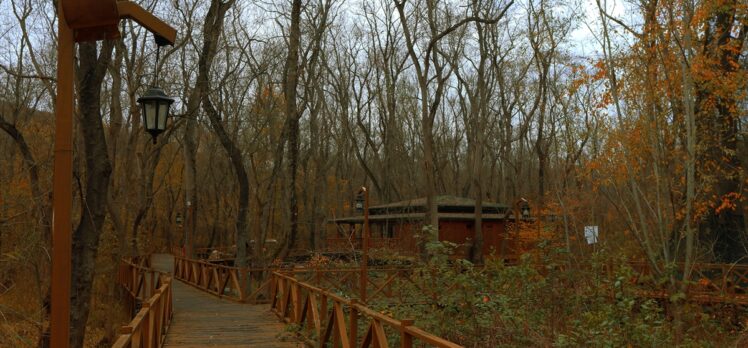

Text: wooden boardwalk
xmin=151 ymin=254 xmax=300 ymax=347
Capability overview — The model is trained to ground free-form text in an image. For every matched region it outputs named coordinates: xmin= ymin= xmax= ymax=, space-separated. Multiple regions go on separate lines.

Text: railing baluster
xmin=400 ymin=319 xmax=414 ymax=348
xmin=349 ymin=298 xmax=358 ymax=347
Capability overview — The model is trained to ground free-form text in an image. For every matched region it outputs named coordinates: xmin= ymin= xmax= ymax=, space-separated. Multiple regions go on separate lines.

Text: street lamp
xmin=52 ymin=1 xmax=176 ymax=346
xmin=137 ymin=37 xmax=175 ymax=144
xmin=138 ymin=86 xmax=174 ymax=143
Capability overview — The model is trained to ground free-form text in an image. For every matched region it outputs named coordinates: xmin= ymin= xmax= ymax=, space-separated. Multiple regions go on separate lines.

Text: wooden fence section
xmin=117 ymin=256 xmax=166 ymax=316
xmin=163 ymin=253 xmax=748 ymax=347
xmin=324 ymin=237 xmax=417 ymax=254
xmin=113 ymin=257 xmax=174 ymax=348
xmin=270 ymin=272 xmax=463 ymax=348
xmin=174 ymin=254 xmax=418 ymax=305
xmin=287 ymin=267 xmax=416 ymax=303
xmin=173 ymin=255 xmax=274 ymax=303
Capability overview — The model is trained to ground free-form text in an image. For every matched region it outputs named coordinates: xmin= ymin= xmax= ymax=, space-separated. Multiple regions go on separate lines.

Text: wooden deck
xmin=151 ymin=254 xmax=300 ymax=347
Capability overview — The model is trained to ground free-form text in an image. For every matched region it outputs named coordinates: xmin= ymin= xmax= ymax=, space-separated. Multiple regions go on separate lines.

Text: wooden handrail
xmin=269 ymin=271 xmax=463 ymax=348
xmin=164 ymin=252 xmax=748 ymax=347
xmin=324 ymin=237 xmax=418 ymax=252
xmin=172 ymin=255 xmax=276 ymax=303
xmin=172 ymin=254 xmax=415 ymax=303
xmin=113 ymin=257 xmax=174 ymax=348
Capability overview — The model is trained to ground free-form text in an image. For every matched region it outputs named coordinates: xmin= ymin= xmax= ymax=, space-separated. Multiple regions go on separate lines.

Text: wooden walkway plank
xmin=151 ymin=254 xmax=300 ymax=347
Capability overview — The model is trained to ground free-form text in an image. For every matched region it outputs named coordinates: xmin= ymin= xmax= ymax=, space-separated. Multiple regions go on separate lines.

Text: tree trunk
xmin=281 ymin=0 xmax=303 ymax=258
xmin=69 ymin=40 xmax=114 ymax=348
xmin=194 ymin=0 xmax=245 ymax=266
xmin=202 ymin=95 xmax=249 ymax=268
xmin=183 ymin=114 xmax=198 ymax=258
xmin=695 ymin=5 xmax=747 ymax=263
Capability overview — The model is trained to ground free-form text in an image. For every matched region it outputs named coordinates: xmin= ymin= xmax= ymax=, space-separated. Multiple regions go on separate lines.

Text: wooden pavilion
xmin=327 ymin=195 xmax=527 ymax=260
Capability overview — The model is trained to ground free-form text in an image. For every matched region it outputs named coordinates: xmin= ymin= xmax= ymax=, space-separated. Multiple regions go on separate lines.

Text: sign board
xmin=584 ymin=226 xmax=599 ymax=244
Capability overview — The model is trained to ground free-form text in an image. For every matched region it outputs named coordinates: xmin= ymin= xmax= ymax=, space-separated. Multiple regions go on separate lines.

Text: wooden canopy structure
xmin=327 ymin=195 xmax=526 ymax=260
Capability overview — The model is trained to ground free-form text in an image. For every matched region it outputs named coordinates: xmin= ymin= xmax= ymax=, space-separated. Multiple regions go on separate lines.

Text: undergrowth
xmin=363 ymin=238 xmax=748 ymax=347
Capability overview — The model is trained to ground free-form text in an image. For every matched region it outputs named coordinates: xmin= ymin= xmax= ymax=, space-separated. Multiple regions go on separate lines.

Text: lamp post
xmin=355 ymin=187 xmax=369 ymax=303
xmin=52 ymin=1 xmax=175 ymax=346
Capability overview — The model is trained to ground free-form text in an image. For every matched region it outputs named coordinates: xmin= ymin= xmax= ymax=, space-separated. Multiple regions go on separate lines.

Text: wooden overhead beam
xmin=61 ymin=0 xmax=177 ymax=43
xmin=117 ymin=1 xmax=177 ymax=45
xmin=62 ymin=0 xmax=120 ymax=42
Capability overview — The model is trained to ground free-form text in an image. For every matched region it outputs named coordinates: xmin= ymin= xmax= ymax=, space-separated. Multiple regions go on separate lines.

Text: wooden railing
xmin=173 ymin=255 xmax=274 ymax=303
xmin=324 ymin=237 xmax=417 ymax=253
xmin=287 ymin=266 xmax=416 ymax=303
xmin=270 ymin=271 xmax=463 ymax=348
xmin=164 ymin=252 xmax=748 ymax=347
xmin=117 ymin=256 xmax=164 ymax=316
xmin=113 ymin=257 xmax=174 ymax=348
xmin=173 ymin=248 xmax=748 ymax=305
xmin=172 ymin=254 xmax=418 ymax=304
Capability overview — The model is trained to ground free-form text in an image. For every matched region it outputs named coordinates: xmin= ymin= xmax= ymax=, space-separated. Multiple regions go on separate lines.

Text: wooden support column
xmin=400 ymin=319 xmax=414 ymax=348
xmin=50 ymin=1 xmax=74 ymax=346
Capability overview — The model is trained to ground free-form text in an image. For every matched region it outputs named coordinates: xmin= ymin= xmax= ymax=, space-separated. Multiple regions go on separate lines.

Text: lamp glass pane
xmin=144 ymin=102 xmax=157 ymax=130
xmin=157 ymin=102 xmax=169 ymax=130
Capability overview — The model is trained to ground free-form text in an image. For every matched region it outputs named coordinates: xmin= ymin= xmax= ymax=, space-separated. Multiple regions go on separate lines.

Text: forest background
xmin=1 ymin=0 xmax=747 ymax=346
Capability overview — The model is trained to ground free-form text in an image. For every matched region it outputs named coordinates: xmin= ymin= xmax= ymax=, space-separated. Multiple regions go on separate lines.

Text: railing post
xmin=167 ymin=280 xmax=173 ymax=321
xmin=349 ymin=299 xmax=358 ymax=346
xmin=279 ymin=278 xmax=288 ymax=317
xmin=400 ymin=319 xmax=414 ymax=348
xmin=150 ymin=272 xmax=155 ymax=298
xmin=722 ymin=265 xmax=729 ymax=295
xmin=153 ymin=290 xmax=163 ymax=348
xmin=320 ymin=293 xmax=328 ymax=331
xmin=239 ymin=268 xmax=247 ymax=301
xmin=143 ymin=301 xmax=153 ymax=348
xmin=293 ymin=281 xmax=302 ymax=323
xmin=269 ymin=274 xmax=278 ymax=309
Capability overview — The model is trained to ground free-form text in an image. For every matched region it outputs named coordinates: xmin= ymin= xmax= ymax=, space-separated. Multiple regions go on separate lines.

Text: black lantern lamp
xmin=138 ymin=86 xmax=174 ymax=143
xmin=521 ymin=201 xmax=531 ymax=218
xmin=138 ymin=36 xmax=174 ymax=143
xmin=354 ymin=193 xmax=365 ymax=213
